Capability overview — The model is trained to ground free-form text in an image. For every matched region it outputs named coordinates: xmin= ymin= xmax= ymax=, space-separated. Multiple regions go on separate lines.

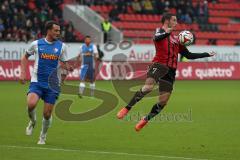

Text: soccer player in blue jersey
xmin=19 ymin=21 xmax=72 ymax=144
xmin=78 ymin=36 xmax=98 ymax=97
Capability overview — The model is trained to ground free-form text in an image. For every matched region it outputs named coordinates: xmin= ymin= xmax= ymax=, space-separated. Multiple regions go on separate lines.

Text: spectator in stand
xmin=17 ymin=8 xmax=26 ymax=27
xmin=103 ymin=0 xmax=112 ymax=6
xmin=177 ymin=1 xmax=193 ymax=24
xmin=0 ymin=0 xmax=77 ymax=42
xmin=182 ymin=13 xmax=192 ymax=24
xmin=64 ymin=21 xmax=77 ymax=42
xmin=155 ymin=0 xmax=166 ymax=14
xmin=12 ymin=25 xmax=20 ymax=41
xmin=177 ymin=0 xmax=186 ymax=15
xmin=0 ymin=18 xmax=5 ymax=37
xmin=209 ymin=0 xmax=218 ymax=4
xmin=236 ymin=41 xmax=240 ymax=46
xmin=47 ymin=9 xmax=55 ymax=21
xmin=49 ymin=0 xmax=63 ymax=18
xmin=185 ymin=1 xmax=195 ymax=22
xmin=109 ymin=5 xmax=120 ymax=21
xmin=163 ymin=0 xmax=170 ymax=11
xmin=196 ymin=0 xmax=208 ymax=24
xmin=64 ymin=27 xmax=76 ymax=42
xmin=116 ymin=0 xmax=127 ymax=13
xmin=142 ymin=0 xmax=154 ymax=14
xmin=36 ymin=29 xmax=42 ymax=39
xmin=169 ymin=0 xmax=178 ymax=8
xmin=131 ymin=0 xmax=142 ymax=14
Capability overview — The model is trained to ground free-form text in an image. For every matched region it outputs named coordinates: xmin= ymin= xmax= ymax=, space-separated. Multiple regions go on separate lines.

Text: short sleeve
xmin=26 ymin=40 xmax=37 ymax=56
xmin=59 ymin=43 xmax=68 ymax=62
xmin=79 ymin=45 xmax=83 ymax=55
xmin=93 ymin=45 xmax=98 ymax=55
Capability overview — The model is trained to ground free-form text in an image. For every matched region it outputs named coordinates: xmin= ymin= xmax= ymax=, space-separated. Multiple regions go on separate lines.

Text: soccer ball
xmin=178 ymin=30 xmax=194 ymax=46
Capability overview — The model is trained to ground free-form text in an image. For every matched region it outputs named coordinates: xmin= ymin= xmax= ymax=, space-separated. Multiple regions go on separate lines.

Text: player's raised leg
xmin=135 ymin=91 xmax=171 ymax=131
xmin=38 ymin=102 xmax=54 ymax=145
xmin=117 ymin=77 xmax=155 ymax=119
xmin=26 ymin=92 xmax=39 ymax=136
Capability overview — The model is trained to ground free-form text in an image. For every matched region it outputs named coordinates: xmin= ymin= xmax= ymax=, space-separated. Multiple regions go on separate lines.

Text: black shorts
xmin=147 ymin=63 xmax=176 ymax=92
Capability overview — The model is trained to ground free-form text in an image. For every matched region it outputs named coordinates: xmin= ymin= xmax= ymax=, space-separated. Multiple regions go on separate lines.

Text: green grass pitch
xmin=0 ymin=80 xmax=240 ymax=160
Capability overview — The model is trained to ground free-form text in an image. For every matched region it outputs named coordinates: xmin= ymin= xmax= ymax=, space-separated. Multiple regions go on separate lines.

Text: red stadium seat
xmin=118 ymin=14 xmax=161 ymax=22
xmin=217 ymin=40 xmax=236 ymax=45
xmin=208 ymin=17 xmax=230 ymax=24
xmin=195 ymin=40 xmax=209 ymax=45
xmin=134 ymin=39 xmax=153 ymax=44
xmin=218 ymin=0 xmax=238 ymax=3
xmin=208 ymin=3 xmax=240 ymax=10
xmin=209 ymin=10 xmax=240 ymax=17
xmin=90 ymin=1 xmax=240 ymax=45
xmin=219 ymin=24 xmax=240 ymax=32
xmin=195 ymin=32 xmax=240 ymax=40
xmin=101 ymin=5 xmax=108 ymax=13
xmin=64 ymin=0 xmax=74 ymax=3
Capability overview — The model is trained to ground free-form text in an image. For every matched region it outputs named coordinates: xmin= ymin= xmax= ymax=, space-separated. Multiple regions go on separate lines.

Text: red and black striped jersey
xmin=152 ymin=28 xmax=186 ymax=69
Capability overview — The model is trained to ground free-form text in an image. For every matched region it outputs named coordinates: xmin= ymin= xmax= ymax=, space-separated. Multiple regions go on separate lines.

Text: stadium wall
xmin=0 ymin=61 xmax=239 ymax=81
xmin=0 ymin=42 xmax=239 ymax=80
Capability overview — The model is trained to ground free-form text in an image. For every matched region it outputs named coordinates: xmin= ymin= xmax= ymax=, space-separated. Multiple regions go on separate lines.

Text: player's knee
xmin=159 ymin=97 xmax=169 ymax=107
xmin=28 ymin=100 xmax=37 ymax=109
xmin=159 ymin=100 xmax=168 ymax=107
xmin=43 ymin=111 xmax=52 ymax=120
xmin=142 ymin=84 xmax=154 ymax=92
xmin=159 ymin=92 xmax=171 ymax=107
xmin=43 ymin=114 xmax=51 ymax=120
xmin=147 ymin=85 xmax=154 ymax=91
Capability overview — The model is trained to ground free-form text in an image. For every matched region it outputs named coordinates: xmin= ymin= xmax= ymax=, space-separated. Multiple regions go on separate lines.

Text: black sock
xmin=145 ymin=103 xmax=164 ymax=121
xmin=125 ymin=89 xmax=147 ymax=110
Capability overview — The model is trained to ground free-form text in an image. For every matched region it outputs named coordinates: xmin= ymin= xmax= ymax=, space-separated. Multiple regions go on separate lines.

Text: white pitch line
xmin=0 ymin=145 xmax=209 ymax=160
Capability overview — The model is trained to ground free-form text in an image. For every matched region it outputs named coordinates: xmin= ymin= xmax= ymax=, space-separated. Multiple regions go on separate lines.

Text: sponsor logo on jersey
xmin=54 ymin=48 xmax=59 ymax=53
xmin=40 ymin=53 xmax=59 ymax=60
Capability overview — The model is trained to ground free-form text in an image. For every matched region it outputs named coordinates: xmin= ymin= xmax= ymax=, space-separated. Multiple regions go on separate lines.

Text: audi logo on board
xmin=98 ymin=62 xmax=134 ymax=80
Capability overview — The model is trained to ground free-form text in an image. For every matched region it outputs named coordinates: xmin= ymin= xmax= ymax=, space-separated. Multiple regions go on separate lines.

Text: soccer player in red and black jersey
xmin=117 ymin=13 xmax=216 ymax=131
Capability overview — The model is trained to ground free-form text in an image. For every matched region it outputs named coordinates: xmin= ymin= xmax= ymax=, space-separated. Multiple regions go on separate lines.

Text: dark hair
xmin=45 ymin=21 xmax=59 ymax=32
xmin=161 ymin=13 xmax=176 ymax=24
xmin=85 ymin=35 xmax=91 ymax=39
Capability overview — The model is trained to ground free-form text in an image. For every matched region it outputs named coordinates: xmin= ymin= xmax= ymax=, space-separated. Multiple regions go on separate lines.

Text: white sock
xmin=90 ymin=83 xmax=95 ymax=96
xmin=79 ymin=82 xmax=85 ymax=94
xmin=28 ymin=108 xmax=36 ymax=124
xmin=41 ymin=116 xmax=52 ymax=136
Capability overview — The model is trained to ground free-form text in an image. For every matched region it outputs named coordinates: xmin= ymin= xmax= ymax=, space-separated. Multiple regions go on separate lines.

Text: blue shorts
xmin=28 ymin=82 xmax=59 ymax=105
xmin=80 ymin=64 xmax=95 ymax=81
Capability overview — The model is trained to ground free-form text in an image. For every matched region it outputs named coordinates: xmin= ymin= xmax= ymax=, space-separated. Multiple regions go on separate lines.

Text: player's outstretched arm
xmin=20 ymin=54 xmax=30 ymax=84
xmin=208 ymin=51 xmax=216 ymax=57
xmin=180 ymin=49 xmax=216 ymax=59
